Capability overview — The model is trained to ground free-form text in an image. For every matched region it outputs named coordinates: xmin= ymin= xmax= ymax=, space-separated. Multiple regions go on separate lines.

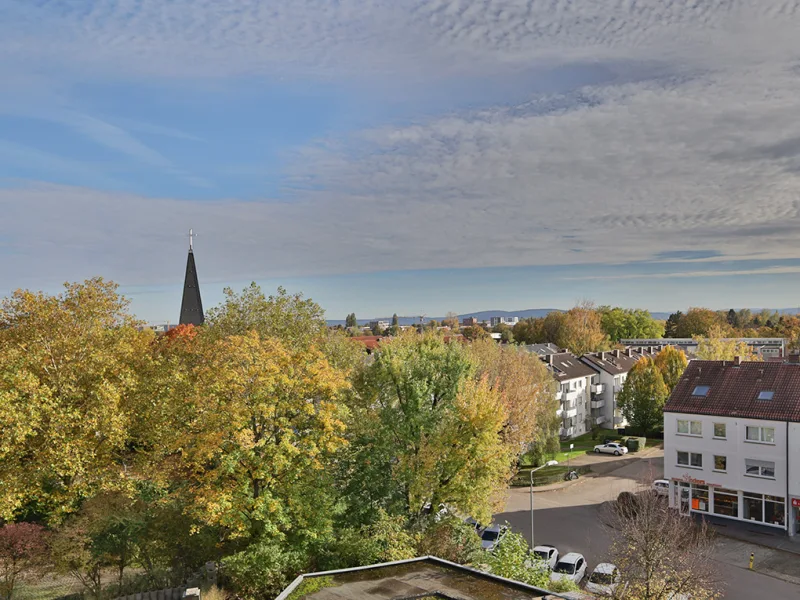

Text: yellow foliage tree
xmin=694 ymin=325 xmax=762 ymax=361
xmin=0 ymin=279 xmax=151 ymax=521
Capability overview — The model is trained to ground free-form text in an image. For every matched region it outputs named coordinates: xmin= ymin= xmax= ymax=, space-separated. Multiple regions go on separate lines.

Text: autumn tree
xmin=675 ymin=308 xmax=726 ymax=338
xmin=511 ymin=318 xmax=545 ymax=345
xmin=557 ymin=302 xmax=610 ymax=355
xmin=161 ymin=331 xmax=349 ymax=538
xmin=461 ymin=325 xmax=489 ymax=341
xmin=599 ymin=307 xmax=664 ymax=342
xmin=617 ymin=357 xmax=669 ymax=434
xmin=694 ymin=325 xmax=762 ymax=361
xmin=653 ymin=345 xmax=688 ymax=392
xmin=605 ymin=485 xmax=720 ymax=599
xmin=0 ymin=278 xmax=152 ymax=521
xmin=0 ymin=523 xmax=50 ymax=600
xmin=442 ymin=311 xmax=460 ymax=330
xmin=541 ymin=311 xmax=567 ymax=345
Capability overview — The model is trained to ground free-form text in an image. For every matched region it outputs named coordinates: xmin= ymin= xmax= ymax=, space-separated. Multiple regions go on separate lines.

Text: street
xmin=495 ymin=451 xmax=800 ymax=599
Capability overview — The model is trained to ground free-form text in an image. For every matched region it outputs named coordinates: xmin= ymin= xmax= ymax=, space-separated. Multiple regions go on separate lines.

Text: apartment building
xmin=542 ymin=352 xmax=597 ymax=439
xmin=490 ymin=316 xmax=519 ymax=326
xmin=622 ymin=337 xmax=786 ymax=360
xmin=581 ymin=348 xmax=661 ymax=430
xmin=664 ymin=359 xmax=800 ymax=536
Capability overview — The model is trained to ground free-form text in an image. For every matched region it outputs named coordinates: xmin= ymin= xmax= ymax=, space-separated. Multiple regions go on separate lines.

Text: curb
xmin=713 ymin=528 xmax=800 ymax=558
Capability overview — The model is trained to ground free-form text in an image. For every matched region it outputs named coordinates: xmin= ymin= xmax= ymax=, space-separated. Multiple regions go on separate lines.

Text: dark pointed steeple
xmin=179 ymin=229 xmax=204 ymax=326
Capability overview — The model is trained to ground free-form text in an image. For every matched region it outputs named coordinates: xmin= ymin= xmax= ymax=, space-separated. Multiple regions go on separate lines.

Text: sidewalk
xmin=702 ymin=514 xmax=800 ymax=556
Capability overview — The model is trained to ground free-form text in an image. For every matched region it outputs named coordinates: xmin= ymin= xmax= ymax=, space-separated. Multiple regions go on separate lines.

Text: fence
xmin=113 ymin=587 xmax=193 ymax=600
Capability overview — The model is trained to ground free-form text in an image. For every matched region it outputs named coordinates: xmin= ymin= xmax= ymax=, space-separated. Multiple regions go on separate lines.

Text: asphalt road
xmin=494 ymin=452 xmax=800 ymax=599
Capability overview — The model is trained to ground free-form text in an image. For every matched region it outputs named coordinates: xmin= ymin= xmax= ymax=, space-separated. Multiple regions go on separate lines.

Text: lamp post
xmin=530 ymin=460 xmax=559 ymax=549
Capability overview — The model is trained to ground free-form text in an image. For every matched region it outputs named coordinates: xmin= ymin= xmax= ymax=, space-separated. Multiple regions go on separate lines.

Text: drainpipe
xmin=787 ymin=421 xmax=791 ymax=536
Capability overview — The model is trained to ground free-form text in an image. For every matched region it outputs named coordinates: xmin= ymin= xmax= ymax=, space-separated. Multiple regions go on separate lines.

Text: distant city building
xmin=462 ymin=316 xmax=479 ymax=327
xmin=369 ymin=320 xmax=390 ymax=331
xmin=621 ymin=338 xmax=785 ymax=360
xmin=140 ymin=323 xmax=179 ymax=334
xmin=179 ymin=229 xmax=204 ymax=326
xmin=490 ymin=316 xmax=519 ymax=326
xmin=277 ymin=556 xmax=559 ymax=600
xmin=525 ymin=343 xmax=564 ymax=357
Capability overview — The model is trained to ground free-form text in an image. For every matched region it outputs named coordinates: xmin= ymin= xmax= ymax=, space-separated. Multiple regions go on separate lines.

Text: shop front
xmin=792 ymin=498 xmax=800 ymax=536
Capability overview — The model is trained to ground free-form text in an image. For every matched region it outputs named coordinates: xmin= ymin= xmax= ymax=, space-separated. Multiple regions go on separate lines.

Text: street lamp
xmin=530 ymin=460 xmax=559 ymax=549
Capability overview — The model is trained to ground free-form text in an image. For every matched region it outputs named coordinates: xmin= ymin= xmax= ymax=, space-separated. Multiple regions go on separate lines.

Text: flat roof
xmin=277 ymin=556 xmax=568 ymax=600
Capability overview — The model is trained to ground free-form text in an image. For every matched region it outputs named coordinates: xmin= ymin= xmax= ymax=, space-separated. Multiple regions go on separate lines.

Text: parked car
xmin=480 ymin=524 xmax=507 ymax=551
xmin=463 ymin=516 xmax=482 ymax=532
xmin=653 ymin=479 xmax=670 ymax=496
xmin=593 ymin=442 xmax=628 ymax=456
xmin=550 ymin=552 xmax=587 ymax=585
xmin=532 ymin=545 xmax=559 ymax=570
xmin=586 ymin=562 xmax=621 ymax=596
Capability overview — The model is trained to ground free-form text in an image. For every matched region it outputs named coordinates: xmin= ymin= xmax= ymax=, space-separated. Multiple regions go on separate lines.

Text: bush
xmin=625 ymin=437 xmax=645 ymax=452
xmin=415 ymin=517 xmax=482 ymax=565
xmin=221 ymin=538 xmax=307 ymax=600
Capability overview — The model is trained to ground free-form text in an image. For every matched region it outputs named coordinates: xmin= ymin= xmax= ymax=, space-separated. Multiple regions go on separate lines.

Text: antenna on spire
xmin=188 ymin=228 xmax=195 ymax=251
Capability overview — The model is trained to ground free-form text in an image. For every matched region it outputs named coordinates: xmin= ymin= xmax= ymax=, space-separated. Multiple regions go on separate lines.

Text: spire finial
xmin=189 ymin=228 xmax=195 ymax=251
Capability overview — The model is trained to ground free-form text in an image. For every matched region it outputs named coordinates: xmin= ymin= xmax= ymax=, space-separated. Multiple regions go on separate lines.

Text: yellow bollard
xmin=749 ymin=552 xmax=755 ymax=570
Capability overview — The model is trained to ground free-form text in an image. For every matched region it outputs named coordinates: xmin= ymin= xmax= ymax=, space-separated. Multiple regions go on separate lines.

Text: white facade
xmin=789 ymin=423 xmax=800 ymax=535
xmin=581 ymin=365 xmax=628 ymax=430
xmin=490 ymin=316 xmax=519 ymax=326
xmin=557 ymin=375 xmax=593 ymax=439
xmin=665 ymin=412 xmax=793 ymax=532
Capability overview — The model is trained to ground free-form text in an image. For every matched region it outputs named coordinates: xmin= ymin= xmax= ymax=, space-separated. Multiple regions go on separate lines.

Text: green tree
xmin=481 ymin=530 xmax=550 ymax=588
xmin=415 ymin=516 xmax=481 ymax=565
xmin=0 ymin=278 xmax=151 ymax=521
xmin=664 ymin=311 xmax=682 ymax=338
xmin=654 ymin=346 xmax=688 ymax=392
xmin=599 ymin=307 xmax=664 ymax=342
xmin=726 ymin=309 xmax=737 ymax=327
xmin=617 ymin=357 xmax=669 ymax=434
xmin=390 ymin=314 xmax=400 ymax=336
xmin=511 ymin=318 xmax=545 ymax=345
xmin=345 ymin=312 xmax=358 ymax=328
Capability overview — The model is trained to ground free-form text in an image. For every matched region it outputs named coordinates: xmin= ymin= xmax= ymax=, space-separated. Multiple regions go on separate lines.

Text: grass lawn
xmin=519 ymin=432 xmax=664 ymax=469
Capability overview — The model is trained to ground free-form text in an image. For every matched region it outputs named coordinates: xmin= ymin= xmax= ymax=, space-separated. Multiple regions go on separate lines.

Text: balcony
xmin=562 ymin=407 xmax=578 ymax=419
xmin=591 ymin=399 xmax=606 ymax=410
xmin=555 ymin=407 xmax=563 ymax=417
xmin=560 ymin=427 xmax=575 ymax=439
xmin=591 ymin=383 xmax=605 ymax=394
xmin=555 ymin=390 xmax=563 ymax=401
xmin=595 ymin=416 xmax=608 ymax=425
xmin=565 ymin=389 xmax=579 ymax=401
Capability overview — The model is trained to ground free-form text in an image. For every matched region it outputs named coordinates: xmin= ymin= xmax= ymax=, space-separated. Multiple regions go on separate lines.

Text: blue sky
xmin=5 ymin=1 xmax=800 ymax=321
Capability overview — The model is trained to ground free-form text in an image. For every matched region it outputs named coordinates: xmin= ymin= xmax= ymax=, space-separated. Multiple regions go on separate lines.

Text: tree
xmin=389 ymin=314 xmax=400 ymax=336
xmin=557 ymin=302 xmax=610 ymax=354
xmin=461 ymin=325 xmax=489 ymax=341
xmin=0 ymin=278 xmax=152 ymax=521
xmin=342 ymin=333 xmax=515 ymax=525
xmin=481 ymin=529 xmax=550 ymax=588
xmin=694 ymin=325 xmax=762 ymax=361
xmin=345 ymin=313 xmax=358 ymax=328
xmin=415 ymin=516 xmax=481 ymax=565
xmin=0 ymin=523 xmax=50 ymax=600
xmin=511 ymin=318 xmax=545 ymax=345
xmin=653 ymin=346 xmax=688 ymax=392
xmin=605 ymin=486 xmax=720 ymax=599
xmin=541 ymin=311 xmax=566 ymax=344
xmin=617 ymin=357 xmax=668 ymax=434
xmin=442 ymin=312 xmax=460 ymax=330
xmin=599 ymin=307 xmax=664 ymax=342
xmin=159 ymin=331 xmax=349 ymax=538
xmin=675 ymin=308 xmax=726 ymax=338
xmin=664 ymin=311 xmax=682 ymax=338
xmin=726 ymin=308 xmax=737 ymax=327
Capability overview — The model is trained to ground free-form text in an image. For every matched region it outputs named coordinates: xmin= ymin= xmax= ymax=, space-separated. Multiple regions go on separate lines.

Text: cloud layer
xmin=5 ymin=1 xmax=800 ymax=307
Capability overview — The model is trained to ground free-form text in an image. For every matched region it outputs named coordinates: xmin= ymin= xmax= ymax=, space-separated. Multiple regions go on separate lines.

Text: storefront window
xmin=765 ymin=495 xmax=785 ymax=527
xmin=743 ymin=492 xmax=763 ymax=522
xmin=691 ymin=484 xmax=709 ymax=512
xmin=713 ymin=488 xmax=739 ymax=518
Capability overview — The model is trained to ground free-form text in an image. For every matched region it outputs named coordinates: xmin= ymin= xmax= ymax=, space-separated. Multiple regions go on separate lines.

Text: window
xmin=757 ymin=390 xmax=774 ymax=400
xmin=746 ymin=426 xmax=775 ymax=444
xmin=692 ymin=385 xmax=710 ymax=396
xmin=744 ymin=492 xmax=764 ymax=522
xmin=713 ymin=488 xmax=739 ymax=517
xmin=677 ymin=419 xmax=702 ymax=436
xmin=765 ymin=495 xmax=786 ymax=526
xmin=714 ymin=455 xmax=727 ymax=472
xmin=691 ymin=484 xmax=709 ymax=512
xmin=745 ymin=459 xmax=776 ymax=479
xmin=677 ymin=451 xmax=702 ymax=468
xmin=713 ymin=423 xmax=726 ymax=439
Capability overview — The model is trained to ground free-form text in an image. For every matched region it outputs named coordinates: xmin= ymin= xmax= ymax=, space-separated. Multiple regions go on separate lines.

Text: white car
xmin=593 ymin=442 xmax=628 ymax=456
xmin=532 ymin=545 xmax=559 ymax=570
xmin=550 ymin=552 xmax=587 ymax=585
xmin=480 ymin=524 xmax=507 ymax=552
xmin=586 ymin=563 xmax=621 ymax=596
xmin=653 ymin=479 xmax=670 ymax=496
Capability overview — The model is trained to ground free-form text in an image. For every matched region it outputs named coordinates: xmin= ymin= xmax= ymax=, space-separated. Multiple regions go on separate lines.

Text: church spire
xmin=179 ymin=229 xmax=204 ymax=326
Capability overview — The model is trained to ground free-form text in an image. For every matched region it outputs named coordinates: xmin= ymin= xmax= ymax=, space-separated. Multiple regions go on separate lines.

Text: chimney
xmin=546 ymin=354 xmax=554 ymax=365
xmin=601 ymin=351 xmax=606 ymax=360
xmin=734 ymin=355 xmax=741 ymax=366
xmin=613 ymin=349 xmax=621 ymax=358
xmin=626 ymin=348 xmax=633 ymax=357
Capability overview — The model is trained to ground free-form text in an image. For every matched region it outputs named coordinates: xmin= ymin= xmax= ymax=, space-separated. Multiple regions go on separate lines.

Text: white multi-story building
xmin=490 ymin=316 xmax=519 ymax=326
xmin=622 ymin=338 xmax=786 ymax=360
xmin=541 ymin=352 xmax=597 ymax=439
xmin=664 ymin=358 xmax=800 ymax=536
xmin=581 ymin=348 xmax=662 ymax=431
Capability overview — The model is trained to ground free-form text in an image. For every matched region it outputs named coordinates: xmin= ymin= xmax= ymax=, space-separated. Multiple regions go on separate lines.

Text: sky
xmin=5 ymin=1 xmax=800 ymax=321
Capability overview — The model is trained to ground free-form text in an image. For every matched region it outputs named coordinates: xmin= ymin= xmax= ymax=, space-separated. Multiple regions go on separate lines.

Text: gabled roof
xmin=664 ymin=360 xmax=800 ymax=422
xmin=581 ymin=348 xmax=660 ymax=375
xmin=543 ymin=352 xmax=597 ymax=382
